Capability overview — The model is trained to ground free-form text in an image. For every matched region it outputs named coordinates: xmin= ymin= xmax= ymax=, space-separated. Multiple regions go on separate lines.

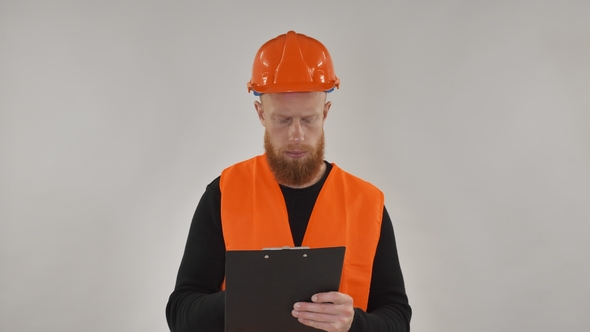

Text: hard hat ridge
xmin=274 ymin=31 xmax=314 ymax=86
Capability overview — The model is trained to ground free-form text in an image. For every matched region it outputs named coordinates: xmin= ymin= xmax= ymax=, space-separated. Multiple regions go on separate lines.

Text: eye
xmin=278 ymin=118 xmax=291 ymax=124
xmin=302 ymin=117 xmax=315 ymax=124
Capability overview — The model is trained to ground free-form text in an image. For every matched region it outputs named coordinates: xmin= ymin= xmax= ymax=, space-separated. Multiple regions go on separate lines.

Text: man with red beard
xmin=166 ymin=31 xmax=411 ymax=332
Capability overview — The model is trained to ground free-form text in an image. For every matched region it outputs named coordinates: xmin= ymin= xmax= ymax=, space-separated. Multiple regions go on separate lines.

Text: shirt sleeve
xmin=349 ymin=206 xmax=412 ymax=332
xmin=166 ymin=177 xmax=226 ymax=332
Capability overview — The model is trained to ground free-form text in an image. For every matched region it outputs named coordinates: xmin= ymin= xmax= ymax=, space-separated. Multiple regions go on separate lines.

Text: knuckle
xmin=344 ymin=306 xmax=354 ymax=316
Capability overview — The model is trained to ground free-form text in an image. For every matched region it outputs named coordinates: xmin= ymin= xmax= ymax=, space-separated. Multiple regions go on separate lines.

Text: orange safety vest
xmin=219 ymin=155 xmax=384 ymax=310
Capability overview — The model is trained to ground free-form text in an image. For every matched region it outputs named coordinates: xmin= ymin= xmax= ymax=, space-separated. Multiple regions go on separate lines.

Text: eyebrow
xmin=272 ymin=108 xmax=320 ymax=117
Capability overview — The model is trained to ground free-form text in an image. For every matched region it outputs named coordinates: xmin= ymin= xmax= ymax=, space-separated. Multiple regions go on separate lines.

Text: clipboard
xmin=225 ymin=246 xmax=346 ymax=332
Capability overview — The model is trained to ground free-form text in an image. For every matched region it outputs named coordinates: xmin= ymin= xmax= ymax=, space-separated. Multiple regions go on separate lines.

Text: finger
xmin=312 ymin=291 xmax=353 ymax=305
xmin=293 ymin=301 xmax=353 ymax=319
xmin=292 ymin=307 xmax=335 ymax=322
xmin=297 ymin=317 xmax=334 ymax=331
xmin=294 ymin=302 xmax=337 ymax=315
xmin=296 ymin=314 xmax=351 ymax=332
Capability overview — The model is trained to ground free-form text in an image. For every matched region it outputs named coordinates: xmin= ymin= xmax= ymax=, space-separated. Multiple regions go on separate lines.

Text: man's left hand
xmin=292 ymin=291 xmax=354 ymax=332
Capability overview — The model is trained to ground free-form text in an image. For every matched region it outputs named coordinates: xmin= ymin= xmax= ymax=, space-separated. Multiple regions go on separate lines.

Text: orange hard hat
xmin=247 ymin=31 xmax=340 ymax=96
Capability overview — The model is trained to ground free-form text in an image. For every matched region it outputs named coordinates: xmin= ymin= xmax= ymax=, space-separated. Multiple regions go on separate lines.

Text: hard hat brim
xmin=248 ymin=81 xmax=339 ymax=95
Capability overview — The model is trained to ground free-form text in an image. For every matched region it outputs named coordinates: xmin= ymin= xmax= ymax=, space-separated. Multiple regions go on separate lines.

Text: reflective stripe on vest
xmin=220 ymin=155 xmax=383 ymax=310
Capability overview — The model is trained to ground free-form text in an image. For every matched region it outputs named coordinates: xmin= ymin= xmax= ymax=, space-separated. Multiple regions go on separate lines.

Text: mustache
xmin=280 ymin=144 xmax=313 ymax=152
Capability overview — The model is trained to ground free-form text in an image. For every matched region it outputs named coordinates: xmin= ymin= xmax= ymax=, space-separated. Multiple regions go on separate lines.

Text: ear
xmin=254 ymin=100 xmax=266 ymax=126
xmin=323 ymin=101 xmax=332 ymax=120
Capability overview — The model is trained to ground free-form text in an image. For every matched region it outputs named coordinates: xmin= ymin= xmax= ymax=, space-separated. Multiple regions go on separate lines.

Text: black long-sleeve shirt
xmin=166 ymin=162 xmax=411 ymax=331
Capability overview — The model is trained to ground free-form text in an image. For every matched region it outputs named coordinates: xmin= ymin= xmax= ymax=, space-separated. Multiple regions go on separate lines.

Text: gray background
xmin=1 ymin=1 xmax=589 ymax=331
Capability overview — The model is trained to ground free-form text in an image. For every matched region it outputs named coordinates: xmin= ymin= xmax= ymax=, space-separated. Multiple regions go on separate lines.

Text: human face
xmin=254 ymin=92 xmax=331 ymax=187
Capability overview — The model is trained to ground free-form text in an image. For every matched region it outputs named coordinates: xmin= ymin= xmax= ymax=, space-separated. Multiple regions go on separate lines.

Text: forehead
xmin=261 ymin=92 xmax=326 ymax=116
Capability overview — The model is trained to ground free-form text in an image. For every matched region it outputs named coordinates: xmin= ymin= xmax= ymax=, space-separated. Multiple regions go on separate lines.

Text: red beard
xmin=264 ymin=131 xmax=325 ymax=187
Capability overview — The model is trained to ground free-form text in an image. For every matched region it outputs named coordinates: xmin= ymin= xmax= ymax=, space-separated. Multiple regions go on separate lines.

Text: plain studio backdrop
xmin=1 ymin=1 xmax=589 ymax=331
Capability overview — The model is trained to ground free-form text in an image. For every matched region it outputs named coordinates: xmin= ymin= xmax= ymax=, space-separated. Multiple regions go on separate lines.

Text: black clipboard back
xmin=225 ymin=246 xmax=345 ymax=332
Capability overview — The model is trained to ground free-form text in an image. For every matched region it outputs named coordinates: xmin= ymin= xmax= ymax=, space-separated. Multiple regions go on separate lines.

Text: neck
xmin=279 ymin=162 xmax=327 ymax=189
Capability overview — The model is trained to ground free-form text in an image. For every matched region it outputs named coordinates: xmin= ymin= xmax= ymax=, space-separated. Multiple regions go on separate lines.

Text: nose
xmin=288 ymin=121 xmax=305 ymax=142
